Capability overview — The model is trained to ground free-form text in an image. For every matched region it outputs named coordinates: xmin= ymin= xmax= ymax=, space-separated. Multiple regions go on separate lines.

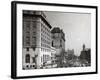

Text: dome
xmin=51 ymin=27 xmax=61 ymax=33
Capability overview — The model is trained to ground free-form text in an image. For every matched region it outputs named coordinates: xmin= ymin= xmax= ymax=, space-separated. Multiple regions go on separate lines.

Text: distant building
xmin=67 ymin=49 xmax=74 ymax=55
xmin=66 ymin=49 xmax=75 ymax=60
xmin=22 ymin=10 xmax=53 ymax=69
xmin=79 ymin=44 xmax=91 ymax=66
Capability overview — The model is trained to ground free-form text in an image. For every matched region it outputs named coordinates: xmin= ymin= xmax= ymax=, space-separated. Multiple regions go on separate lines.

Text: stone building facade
xmin=51 ymin=27 xmax=65 ymax=67
xmin=22 ymin=11 xmax=53 ymax=69
xmin=51 ymin=27 xmax=65 ymax=54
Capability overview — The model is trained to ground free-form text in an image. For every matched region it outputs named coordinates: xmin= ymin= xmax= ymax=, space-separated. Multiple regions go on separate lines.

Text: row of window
xmin=24 ymin=31 xmax=30 ymax=36
xmin=23 ymin=20 xmax=39 ymax=31
xmin=31 ymin=26 xmax=37 ymax=31
xmin=41 ymin=22 xmax=51 ymax=37
xmin=24 ymin=31 xmax=36 ymax=36
xmin=41 ymin=28 xmax=51 ymax=38
xmin=41 ymin=54 xmax=51 ymax=63
xmin=23 ymin=17 xmax=40 ymax=22
xmin=41 ymin=21 xmax=50 ymax=32
xmin=24 ymin=36 xmax=36 ymax=46
xmin=41 ymin=33 xmax=51 ymax=42
xmin=25 ymin=53 xmax=51 ymax=65
xmin=41 ymin=48 xmax=51 ymax=52
xmin=23 ymin=22 xmax=31 ymax=31
xmin=25 ymin=54 xmax=36 ymax=63
xmin=41 ymin=43 xmax=50 ymax=49
xmin=23 ymin=20 xmax=35 ymax=47
xmin=25 ymin=36 xmax=30 ymax=41
xmin=24 ymin=41 xmax=36 ymax=47
xmin=41 ymin=37 xmax=51 ymax=45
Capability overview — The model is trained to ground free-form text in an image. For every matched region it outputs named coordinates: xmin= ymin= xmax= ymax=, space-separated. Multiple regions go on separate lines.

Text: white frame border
xmin=16 ymin=3 xmax=97 ymax=77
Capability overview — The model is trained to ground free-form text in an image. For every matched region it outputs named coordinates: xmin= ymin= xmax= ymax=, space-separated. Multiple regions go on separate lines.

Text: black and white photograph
xmin=22 ymin=10 xmax=91 ymax=70
xmin=11 ymin=1 xmax=97 ymax=79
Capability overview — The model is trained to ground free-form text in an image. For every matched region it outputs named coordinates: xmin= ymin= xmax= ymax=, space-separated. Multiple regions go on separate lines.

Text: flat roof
xmin=23 ymin=14 xmax=52 ymax=29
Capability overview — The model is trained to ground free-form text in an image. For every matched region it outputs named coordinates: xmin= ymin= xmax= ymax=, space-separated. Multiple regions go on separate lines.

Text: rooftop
xmin=23 ymin=10 xmax=52 ymax=29
xmin=51 ymin=27 xmax=61 ymax=33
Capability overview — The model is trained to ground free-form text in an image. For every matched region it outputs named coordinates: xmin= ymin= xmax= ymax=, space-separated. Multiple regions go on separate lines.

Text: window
xmin=26 ymin=41 xmax=30 ymax=45
xmin=26 ymin=36 xmax=30 ymax=41
xmin=32 ymin=57 xmax=35 ymax=63
xmin=26 ymin=48 xmax=29 ymax=51
xmin=25 ymin=21 xmax=31 ymax=30
xmin=25 ymin=54 xmax=30 ymax=63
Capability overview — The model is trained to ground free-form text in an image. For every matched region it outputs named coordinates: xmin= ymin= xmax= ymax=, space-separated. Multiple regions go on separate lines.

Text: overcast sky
xmin=44 ymin=11 xmax=91 ymax=56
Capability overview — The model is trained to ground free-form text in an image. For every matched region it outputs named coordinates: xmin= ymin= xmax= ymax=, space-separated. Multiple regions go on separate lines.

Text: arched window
xmin=25 ymin=54 xmax=30 ymax=63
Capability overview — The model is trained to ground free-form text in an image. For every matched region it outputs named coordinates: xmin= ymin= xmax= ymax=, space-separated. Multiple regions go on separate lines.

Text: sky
xmin=44 ymin=11 xmax=91 ymax=56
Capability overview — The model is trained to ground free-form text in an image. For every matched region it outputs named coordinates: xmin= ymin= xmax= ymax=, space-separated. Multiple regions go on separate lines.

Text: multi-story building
xmin=67 ymin=49 xmax=75 ymax=60
xmin=79 ymin=44 xmax=91 ymax=66
xmin=22 ymin=10 xmax=53 ymax=69
xmin=51 ymin=27 xmax=65 ymax=67
xmin=51 ymin=27 xmax=65 ymax=54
